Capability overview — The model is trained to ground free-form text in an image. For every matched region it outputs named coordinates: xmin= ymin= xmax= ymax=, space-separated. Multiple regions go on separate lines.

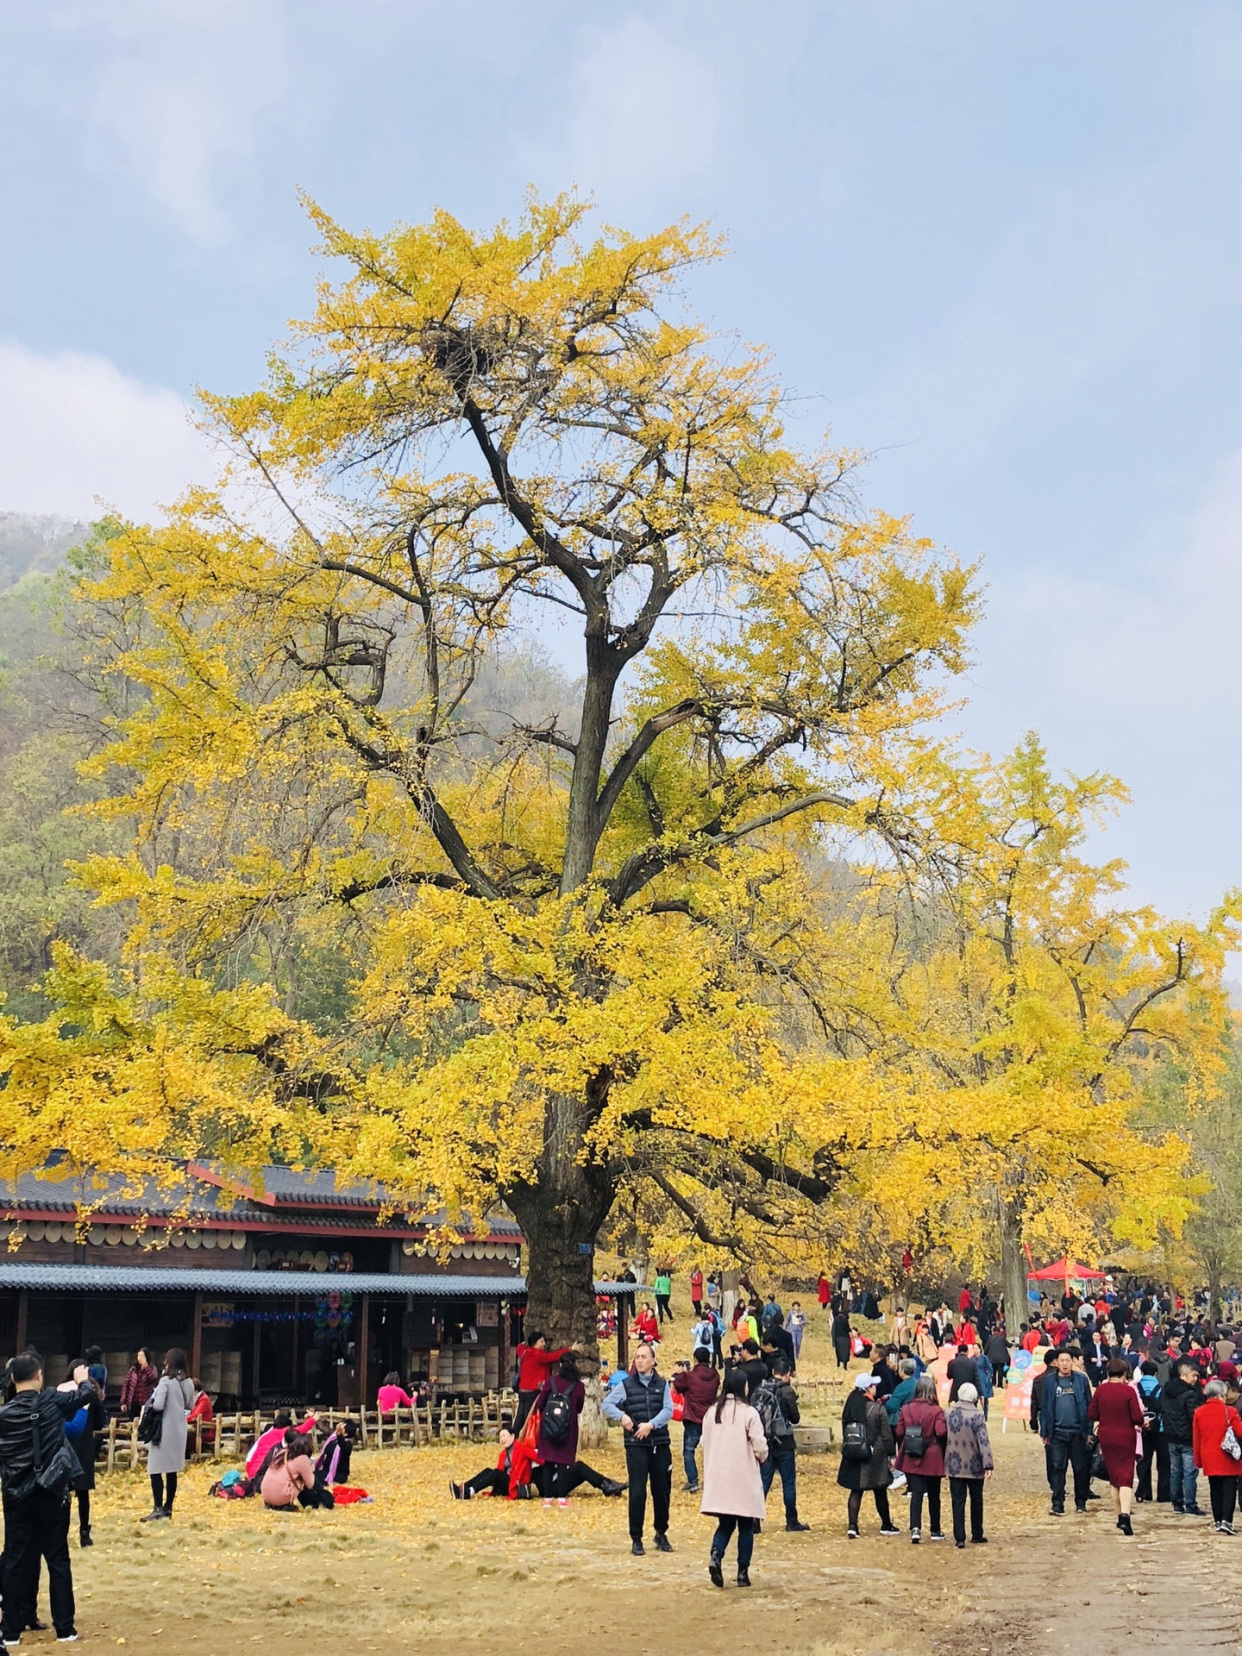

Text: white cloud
xmin=997 ymin=447 xmax=1242 ymax=720
xmin=558 ymin=18 xmax=720 ymax=202
xmin=58 ymin=0 xmax=293 ymax=241
xmin=0 ymin=343 xmax=211 ymax=520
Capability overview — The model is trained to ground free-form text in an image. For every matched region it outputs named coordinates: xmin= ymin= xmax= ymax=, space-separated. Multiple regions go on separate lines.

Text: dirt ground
xmin=22 ymin=1316 xmax=1242 ymax=1656
xmin=53 ymin=1410 xmax=1242 ymax=1656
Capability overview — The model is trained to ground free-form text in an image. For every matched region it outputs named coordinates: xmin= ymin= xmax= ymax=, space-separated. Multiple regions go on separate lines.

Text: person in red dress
xmin=1087 ymin=1358 xmax=1146 ymax=1535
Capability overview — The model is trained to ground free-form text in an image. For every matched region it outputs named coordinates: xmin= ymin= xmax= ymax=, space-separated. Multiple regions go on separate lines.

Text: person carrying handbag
xmin=141 ymin=1348 xmax=195 ymax=1522
xmin=1192 ymin=1377 xmax=1242 ymax=1533
xmin=0 ymin=1352 xmax=95 ymax=1645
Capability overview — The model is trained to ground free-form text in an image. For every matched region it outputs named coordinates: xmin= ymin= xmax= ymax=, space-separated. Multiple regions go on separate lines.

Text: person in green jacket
xmin=655 ymin=1270 xmax=674 ymax=1323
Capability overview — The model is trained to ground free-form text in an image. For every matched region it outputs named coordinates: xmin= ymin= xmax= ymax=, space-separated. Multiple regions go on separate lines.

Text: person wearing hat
xmin=944 ymin=1381 xmax=993 ymax=1548
xmin=837 ymin=1372 xmax=898 ymax=1538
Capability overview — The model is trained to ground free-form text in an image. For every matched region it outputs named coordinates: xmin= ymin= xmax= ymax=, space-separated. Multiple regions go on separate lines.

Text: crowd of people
xmin=3 ymin=1269 xmax=1242 ymax=1633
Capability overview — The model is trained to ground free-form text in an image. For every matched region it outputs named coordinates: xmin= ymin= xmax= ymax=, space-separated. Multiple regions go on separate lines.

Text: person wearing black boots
xmin=701 ymin=1369 xmax=767 ymax=1587
xmin=62 ymin=1359 xmax=105 ymax=1548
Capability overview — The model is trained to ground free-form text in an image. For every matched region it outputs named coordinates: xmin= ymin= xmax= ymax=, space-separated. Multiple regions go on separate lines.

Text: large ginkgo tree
xmin=1 ymin=196 xmax=978 ymax=1355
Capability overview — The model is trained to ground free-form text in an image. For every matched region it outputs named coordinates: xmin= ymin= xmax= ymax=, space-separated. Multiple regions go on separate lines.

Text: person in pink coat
xmin=377 ymin=1373 xmax=416 ymax=1412
xmin=700 ymin=1369 xmax=768 ymax=1588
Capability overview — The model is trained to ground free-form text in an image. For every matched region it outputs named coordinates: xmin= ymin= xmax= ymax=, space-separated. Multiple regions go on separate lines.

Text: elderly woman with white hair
xmin=837 ymin=1372 xmax=899 ymax=1538
xmin=943 ymin=1381 xmax=993 ymax=1548
xmin=1192 ymin=1375 xmax=1242 ymax=1534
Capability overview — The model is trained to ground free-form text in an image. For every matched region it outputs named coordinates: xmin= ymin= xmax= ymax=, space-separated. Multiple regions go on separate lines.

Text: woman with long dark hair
xmin=700 ymin=1367 xmax=768 ymax=1587
xmin=141 ymin=1347 xmax=194 ymax=1522
xmin=65 ymin=1357 xmax=105 ymax=1547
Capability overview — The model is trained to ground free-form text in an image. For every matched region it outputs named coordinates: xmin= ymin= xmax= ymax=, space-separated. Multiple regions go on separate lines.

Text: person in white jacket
xmin=700 ymin=1368 xmax=768 ymax=1587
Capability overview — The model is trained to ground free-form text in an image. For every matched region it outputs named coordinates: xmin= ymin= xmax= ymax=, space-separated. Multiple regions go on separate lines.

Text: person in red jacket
xmin=451 ymin=1425 xmax=534 ymax=1499
xmin=817 ymin=1273 xmax=830 ymax=1311
xmin=119 ymin=1348 xmax=158 ymax=1417
xmin=513 ymin=1332 xmax=570 ymax=1430
xmin=895 ymin=1373 xmax=948 ymax=1542
xmin=673 ymin=1346 xmax=721 ymax=1493
xmin=1192 ymin=1377 xmax=1242 ymax=1534
xmin=634 ymin=1303 xmax=660 ymax=1346
xmin=690 ymin=1267 xmax=704 ymax=1317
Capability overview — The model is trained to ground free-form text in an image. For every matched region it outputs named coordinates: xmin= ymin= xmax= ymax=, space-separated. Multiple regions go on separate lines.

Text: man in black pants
xmin=0 ymin=1352 xmax=95 ymax=1645
xmin=1038 ymin=1348 xmax=1093 ymax=1515
xmin=602 ymin=1343 xmax=674 ymax=1554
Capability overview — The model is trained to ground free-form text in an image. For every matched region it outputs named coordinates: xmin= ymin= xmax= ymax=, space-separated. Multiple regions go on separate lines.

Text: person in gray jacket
xmin=142 ymin=1347 xmax=195 ymax=1522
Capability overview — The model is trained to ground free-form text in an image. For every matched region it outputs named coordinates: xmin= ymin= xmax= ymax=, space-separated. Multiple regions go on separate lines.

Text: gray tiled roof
xmin=0 ymin=1264 xmax=636 ymax=1297
xmin=0 ymin=1265 xmax=524 ymax=1296
xmin=0 ymin=1168 xmax=521 ymax=1237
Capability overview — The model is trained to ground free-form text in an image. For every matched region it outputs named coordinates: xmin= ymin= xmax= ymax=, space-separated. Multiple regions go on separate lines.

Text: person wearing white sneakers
xmin=0 ymin=1352 xmax=95 ymax=1645
xmin=837 ymin=1373 xmax=899 ymax=1539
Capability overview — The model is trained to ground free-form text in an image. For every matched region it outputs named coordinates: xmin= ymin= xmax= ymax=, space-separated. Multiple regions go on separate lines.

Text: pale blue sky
xmin=3 ymin=1 xmax=1241 ymax=923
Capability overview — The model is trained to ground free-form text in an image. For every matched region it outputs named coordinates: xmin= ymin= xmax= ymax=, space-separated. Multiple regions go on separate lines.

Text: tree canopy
xmin=0 ymin=194 xmax=1236 ymax=1345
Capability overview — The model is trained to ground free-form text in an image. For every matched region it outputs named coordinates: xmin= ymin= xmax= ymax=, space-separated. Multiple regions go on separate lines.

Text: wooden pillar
xmin=616 ymin=1297 xmax=628 ymax=1370
xmin=189 ymin=1292 xmax=203 ymax=1384
xmin=251 ymin=1317 xmax=262 ymax=1405
xmin=292 ymin=1295 xmax=301 ymax=1398
xmin=499 ymin=1299 xmax=509 ymax=1392
xmin=14 ymin=1290 xmax=27 ymax=1357
xmin=357 ymin=1294 xmax=370 ymax=1408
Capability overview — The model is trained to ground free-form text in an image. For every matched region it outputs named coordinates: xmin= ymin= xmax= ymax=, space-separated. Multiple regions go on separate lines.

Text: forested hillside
xmin=0 ymin=513 xmax=86 ymax=591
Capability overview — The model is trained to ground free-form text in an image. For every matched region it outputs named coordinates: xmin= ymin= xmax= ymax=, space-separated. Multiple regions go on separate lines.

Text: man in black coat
xmin=1162 ymin=1361 xmax=1205 ymax=1515
xmin=0 ymin=1352 xmax=94 ymax=1645
xmin=947 ymin=1344 xmax=980 ymax=1402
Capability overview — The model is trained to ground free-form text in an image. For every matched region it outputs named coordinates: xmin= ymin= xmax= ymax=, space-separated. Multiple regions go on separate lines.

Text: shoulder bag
xmin=32 ymin=1404 xmax=82 ymax=1493
xmin=138 ymin=1382 xmax=165 ymax=1447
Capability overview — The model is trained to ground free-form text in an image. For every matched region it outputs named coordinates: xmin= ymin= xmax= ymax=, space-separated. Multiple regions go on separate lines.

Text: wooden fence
xmin=97 ymin=1389 xmax=521 ymax=1473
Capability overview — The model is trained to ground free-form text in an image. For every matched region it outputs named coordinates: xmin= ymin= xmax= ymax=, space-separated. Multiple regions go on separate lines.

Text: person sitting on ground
xmin=187 ymin=1383 xmax=215 ymax=1451
xmin=633 ymin=1303 xmax=660 ymax=1346
xmin=245 ymin=1410 xmax=317 ymax=1480
xmin=452 ymin=1422 xmax=537 ymax=1500
xmin=377 ymin=1373 xmax=416 ymax=1412
xmin=261 ymin=1425 xmax=334 ymax=1510
xmin=314 ymin=1419 xmax=357 ymax=1491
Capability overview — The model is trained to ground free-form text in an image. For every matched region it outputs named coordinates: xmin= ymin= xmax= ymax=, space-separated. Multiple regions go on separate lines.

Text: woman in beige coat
xmin=701 ymin=1368 xmax=769 ymax=1587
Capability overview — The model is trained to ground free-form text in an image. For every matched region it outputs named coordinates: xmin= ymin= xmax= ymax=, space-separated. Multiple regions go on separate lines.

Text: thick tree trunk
xmin=506 ymin=1089 xmax=617 ymax=1449
xmin=998 ymin=1193 xmax=1030 ymax=1343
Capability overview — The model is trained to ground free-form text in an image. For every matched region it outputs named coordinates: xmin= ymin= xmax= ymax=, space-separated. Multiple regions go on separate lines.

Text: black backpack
xmin=541 ymin=1387 xmax=573 ymax=1446
xmin=752 ymin=1379 xmax=793 ymax=1443
xmin=842 ymin=1419 xmax=872 ymax=1462
xmin=902 ymin=1420 xmax=926 ymax=1458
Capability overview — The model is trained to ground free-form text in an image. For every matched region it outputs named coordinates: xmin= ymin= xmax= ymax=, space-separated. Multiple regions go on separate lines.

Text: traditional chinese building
xmin=0 ymin=1163 xmax=528 ymax=1408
